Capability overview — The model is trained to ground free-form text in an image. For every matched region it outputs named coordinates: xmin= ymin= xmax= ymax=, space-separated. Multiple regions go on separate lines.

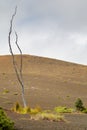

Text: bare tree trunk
xmin=8 ymin=6 xmax=27 ymax=107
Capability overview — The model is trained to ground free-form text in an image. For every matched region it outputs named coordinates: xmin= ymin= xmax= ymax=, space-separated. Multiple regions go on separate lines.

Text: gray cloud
xmin=17 ymin=0 xmax=87 ymax=31
xmin=1 ymin=0 xmax=87 ymax=65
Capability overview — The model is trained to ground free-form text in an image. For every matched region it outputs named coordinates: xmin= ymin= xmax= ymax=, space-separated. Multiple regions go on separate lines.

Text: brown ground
xmin=0 ymin=55 xmax=87 ymax=130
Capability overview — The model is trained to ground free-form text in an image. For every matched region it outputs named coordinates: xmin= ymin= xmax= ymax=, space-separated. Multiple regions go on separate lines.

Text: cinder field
xmin=0 ymin=55 xmax=87 ymax=130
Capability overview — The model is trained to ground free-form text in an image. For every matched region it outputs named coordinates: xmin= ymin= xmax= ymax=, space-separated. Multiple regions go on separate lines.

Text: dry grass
xmin=30 ymin=112 xmax=64 ymax=122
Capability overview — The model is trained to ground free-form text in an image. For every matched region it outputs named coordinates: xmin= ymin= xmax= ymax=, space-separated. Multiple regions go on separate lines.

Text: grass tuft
xmin=30 ymin=112 xmax=64 ymax=122
xmin=30 ymin=106 xmax=42 ymax=115
xmin=12 ymin=102 xmax=30 ymax=114
xmin=54 ymin=106 xmax=74 ymax=113
xmin=3 ymin=89 xmax=10 ymax=94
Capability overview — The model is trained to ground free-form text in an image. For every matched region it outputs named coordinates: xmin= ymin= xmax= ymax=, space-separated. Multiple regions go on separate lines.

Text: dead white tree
xmin=8 ymin=6 xmax=27 ymax=107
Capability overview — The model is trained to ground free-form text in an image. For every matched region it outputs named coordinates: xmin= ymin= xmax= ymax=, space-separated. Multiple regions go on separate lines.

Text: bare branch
xmin=15 ymin=32 xmax=23 ymax=75
xmin=8 ymin=6 xmax=27 ymax=107
xmin=8 ymin=6 xmax=17 ymax=55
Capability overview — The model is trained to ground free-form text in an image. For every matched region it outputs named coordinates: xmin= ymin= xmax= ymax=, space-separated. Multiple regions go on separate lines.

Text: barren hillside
xmin=0 ymin=55 xmax=87 ymax=109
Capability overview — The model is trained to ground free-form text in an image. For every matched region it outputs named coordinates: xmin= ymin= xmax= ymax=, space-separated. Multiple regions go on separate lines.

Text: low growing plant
xmin=30 ymin=106 xmax=42 ymax=115
xmin=12 ymin=102 xmax=42 ymax=115
xmin=30 ymin=112 xmax=64 ymax=122
xmin=82 ymin=108 xmax=87 ymax=113
xmin=12 ymin=103 xmax=65 ymax=122
xmin=3 ymin=89 xmax=9 ymax=94
xmin=54 ymin=106 xmax=74 ymax=113
xmin=0 ymin=107 xmax=14 ymax=130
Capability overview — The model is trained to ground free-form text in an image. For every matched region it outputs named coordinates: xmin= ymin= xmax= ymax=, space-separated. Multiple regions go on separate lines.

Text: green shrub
xmin=75 ymin=98 xmax=85 ymax=111
xmin=0 ymin=107 xmax=14 ymax=130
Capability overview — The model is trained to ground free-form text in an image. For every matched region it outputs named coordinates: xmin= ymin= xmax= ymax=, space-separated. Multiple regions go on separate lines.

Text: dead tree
xmin=8 ymin=6 xmax=27 ymax=107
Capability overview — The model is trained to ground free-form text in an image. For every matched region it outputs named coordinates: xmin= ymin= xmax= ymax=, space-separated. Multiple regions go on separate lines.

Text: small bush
xmin=54 ymin=106 xmax=74 ymax=113
xmin=0 ymin=107 xmax=14 ymax=130
xmin=75 ymin=98 xmax=85 ymax=111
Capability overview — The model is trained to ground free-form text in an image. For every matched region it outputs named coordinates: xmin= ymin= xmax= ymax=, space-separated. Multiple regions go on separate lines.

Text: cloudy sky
xmin=1 ymin=0 xmax=87 ymax=65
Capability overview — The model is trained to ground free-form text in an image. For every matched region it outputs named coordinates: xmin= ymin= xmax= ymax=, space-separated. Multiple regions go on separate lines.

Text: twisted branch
xmin=8 ymin=6 xmax=27 ymax=107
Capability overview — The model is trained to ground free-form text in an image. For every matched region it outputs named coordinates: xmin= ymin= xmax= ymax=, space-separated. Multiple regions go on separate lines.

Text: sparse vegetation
xmin=0 ymin=107 xmax=14 ymax=130
xmin=12 ymin=102 xmax=42 ymax=115
xmin=11 ymin=102 xmax=65 ymax=122
xmin=12 ymin=101 xmax=87 ymax=123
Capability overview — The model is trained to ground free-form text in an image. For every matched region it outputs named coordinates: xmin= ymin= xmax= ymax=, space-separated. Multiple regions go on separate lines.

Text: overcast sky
xmin=1 ymin=0 xmax=87 ymax=65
